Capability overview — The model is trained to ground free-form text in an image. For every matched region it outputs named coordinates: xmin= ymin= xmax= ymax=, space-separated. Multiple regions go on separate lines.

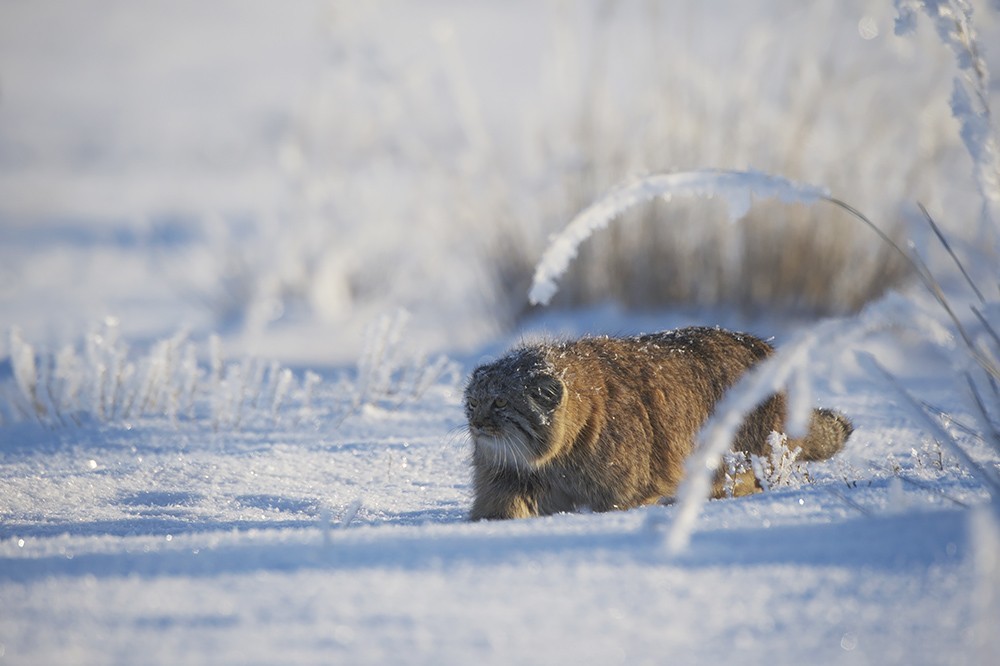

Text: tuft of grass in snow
xmin=1 ymin=312 xmax=460 ymax=433
xmin=519 ymin=198 xmax=912 ymax=318
xmin=750 ymin=432 xmax=811 ymax=492
xmin=2 ymin=319 xmax=306 ymax=430
xmin=351 ymin=310 xmax=460 ymax=413
xmin=720 ymin=432 xmax=810 ymax=497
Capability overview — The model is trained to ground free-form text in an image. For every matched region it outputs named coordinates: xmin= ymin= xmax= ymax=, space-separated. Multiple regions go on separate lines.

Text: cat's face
xmin=464 ymin=348 xmax=563 ymax=469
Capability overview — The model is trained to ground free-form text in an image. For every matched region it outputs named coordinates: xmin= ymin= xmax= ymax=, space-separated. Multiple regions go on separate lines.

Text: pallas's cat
xmin=463 ymin=327 xmax=851 ymax=520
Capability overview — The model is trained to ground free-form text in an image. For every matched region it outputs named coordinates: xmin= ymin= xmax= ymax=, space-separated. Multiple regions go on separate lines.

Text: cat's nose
xmin=469 ymin=414 xmax=493 ymax=431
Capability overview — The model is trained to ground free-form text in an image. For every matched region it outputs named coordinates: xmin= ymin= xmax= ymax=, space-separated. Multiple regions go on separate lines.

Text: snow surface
xmin=1 ymin=306 xmax=995 ymax=665
xmin=2 ymin=1 xmax=1000 ymax=665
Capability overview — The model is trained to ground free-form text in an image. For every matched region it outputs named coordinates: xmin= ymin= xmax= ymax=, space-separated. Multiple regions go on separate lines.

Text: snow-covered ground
xmin=2 ymin=1 xmax=1000 ymax=665
xmin=0 ymin=336 xmax=990 ymax=665
xmin=1 ymin=306 xmax=995 ymax=665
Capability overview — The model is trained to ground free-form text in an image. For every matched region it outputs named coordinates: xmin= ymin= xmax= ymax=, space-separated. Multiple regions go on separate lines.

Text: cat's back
xmin=542 ymin=326 xmax=772 ymax=396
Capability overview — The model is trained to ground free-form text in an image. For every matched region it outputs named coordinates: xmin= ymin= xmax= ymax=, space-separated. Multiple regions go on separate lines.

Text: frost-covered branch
xmin=527 ymin=169 xmax=830 ymax=306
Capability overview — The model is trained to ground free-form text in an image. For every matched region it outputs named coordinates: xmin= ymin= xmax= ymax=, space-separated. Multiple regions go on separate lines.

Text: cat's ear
xmin=533 ymin=376 xmax=563 ymax=412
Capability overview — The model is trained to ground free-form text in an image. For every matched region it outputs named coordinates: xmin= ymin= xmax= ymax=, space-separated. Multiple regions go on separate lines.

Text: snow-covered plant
xmin=881 ymin=3 xmax=1000 ymax=490
xmin=9 ymin=328 xmax=45 ymax=421
xmin=751 ymin=432 xmax=810 ymax=492
xmin=1 ymin=313 xmax=461 ymax=432
xmin=352 ymin=309 xmax=459 ymax=411
xmin=205 ymin=344 xmax=320 ymax=431
xmin=1 ymin=321 xmax=318 ymax=431
xmin=720 ymin=433 xmax=811 ymax=496
xmin=299 ymin=370 xmax=323 ymax=425
xmin=896 ymin=0 xmax=1000 ymax=225
xmin=269 ymin=368 xmax=294 ymax=421
xmin=720 ymin=451 xmax=754 ymax=498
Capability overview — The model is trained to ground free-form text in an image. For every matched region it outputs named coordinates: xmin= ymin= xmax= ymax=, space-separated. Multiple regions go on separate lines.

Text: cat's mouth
xmin=468 ymin=424 xmax=503 ymax=441
xmin=470 ymin=428 xmax=508 ymax=446
xmin=470 ymin=430 xmax=538 ymax=469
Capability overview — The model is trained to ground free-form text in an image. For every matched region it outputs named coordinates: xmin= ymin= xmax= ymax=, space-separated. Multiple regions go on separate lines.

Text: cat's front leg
xmin=469 ymin=474 xmax=538 ymax=520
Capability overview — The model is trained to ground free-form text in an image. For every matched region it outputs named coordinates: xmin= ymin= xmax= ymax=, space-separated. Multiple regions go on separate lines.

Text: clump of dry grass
xmin=543 ymin=198 xmax=911 ymax=316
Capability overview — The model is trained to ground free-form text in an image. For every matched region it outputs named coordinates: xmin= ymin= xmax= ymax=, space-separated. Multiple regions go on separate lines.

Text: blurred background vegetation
xmin=1 ymin=1 xmax=997 ymax=360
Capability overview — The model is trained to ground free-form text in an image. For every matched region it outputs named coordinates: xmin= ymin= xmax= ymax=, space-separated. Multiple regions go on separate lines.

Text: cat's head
xmin=464 ymin=347 xmax=564 ymax=469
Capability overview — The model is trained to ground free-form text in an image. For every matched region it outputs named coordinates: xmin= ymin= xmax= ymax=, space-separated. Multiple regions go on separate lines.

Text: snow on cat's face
xmin=464 ymin=347 xmax=563 ymax=470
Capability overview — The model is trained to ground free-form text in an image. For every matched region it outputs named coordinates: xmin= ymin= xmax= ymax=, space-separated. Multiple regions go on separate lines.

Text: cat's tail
xmin=791 ymin=408 xmax=853 ymax=461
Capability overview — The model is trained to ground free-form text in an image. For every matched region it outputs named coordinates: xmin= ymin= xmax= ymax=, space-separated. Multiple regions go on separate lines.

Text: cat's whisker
xmin=510 ymin=433 xmax=529 ymax=476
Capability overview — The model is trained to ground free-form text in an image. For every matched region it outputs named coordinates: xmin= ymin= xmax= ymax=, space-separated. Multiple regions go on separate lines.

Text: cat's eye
xmin=467 ymin=398 xmax=478 ymax=409
xmin=494 ymin=397 xmax=508 ymax=408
